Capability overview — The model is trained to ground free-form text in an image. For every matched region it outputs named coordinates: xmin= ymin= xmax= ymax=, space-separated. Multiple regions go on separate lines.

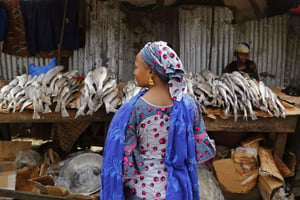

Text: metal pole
xmin=57 ymin=0 xmax=68 ymax=65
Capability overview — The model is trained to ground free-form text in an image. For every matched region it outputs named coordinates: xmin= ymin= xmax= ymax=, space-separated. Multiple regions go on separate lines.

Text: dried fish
xmin=184 ymin=69 xmax=286 ymax=121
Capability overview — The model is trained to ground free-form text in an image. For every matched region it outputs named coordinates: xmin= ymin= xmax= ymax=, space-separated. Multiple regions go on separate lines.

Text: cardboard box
xmin=240 ymin=134 xmax=265 ymax=151
xmin=0 ymin=141 xmax=32 ymax=162
xmin=0 ymin=162 xmax=16 ymax=190
xmin=258 ymin=147 xmax=284 ymax=200
xmin=213 ymin=158 xmax=258 ymax=194
xmin=0 ymin=141 xmax=32 ymax=194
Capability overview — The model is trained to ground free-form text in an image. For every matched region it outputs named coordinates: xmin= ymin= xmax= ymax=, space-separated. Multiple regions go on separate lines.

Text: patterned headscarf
xmin=140 ymin=41 xmax=186 ymax=101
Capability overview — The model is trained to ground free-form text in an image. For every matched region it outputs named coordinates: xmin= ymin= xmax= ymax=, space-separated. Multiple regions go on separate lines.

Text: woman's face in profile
xmin=133 ymin=52 xmax=151 ymax=87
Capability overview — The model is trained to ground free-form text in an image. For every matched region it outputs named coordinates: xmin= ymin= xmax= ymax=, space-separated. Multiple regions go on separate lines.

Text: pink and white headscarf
xmin=140 ymin=41 xmax=186 ymax=101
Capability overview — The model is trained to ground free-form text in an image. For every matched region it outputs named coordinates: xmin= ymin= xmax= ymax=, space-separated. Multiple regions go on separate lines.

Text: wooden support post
xmin=273 ymin=133 xmax=288 ymax=159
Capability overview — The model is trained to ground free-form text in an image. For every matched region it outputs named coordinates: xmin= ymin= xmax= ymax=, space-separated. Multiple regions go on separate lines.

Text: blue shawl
xmin=101 ymin=90 xmax=202 ymax=200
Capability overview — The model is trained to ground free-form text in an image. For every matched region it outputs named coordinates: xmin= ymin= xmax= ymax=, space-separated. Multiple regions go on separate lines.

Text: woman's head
xmin=235 ymin=42 xmax=250 ymax=63
xmin=135 ymin=41 xmax=186 ymax=101
xmin=134 ymin=52 xmax=153 ymax=88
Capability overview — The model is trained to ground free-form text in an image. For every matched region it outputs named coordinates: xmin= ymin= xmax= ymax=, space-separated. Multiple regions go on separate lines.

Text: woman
xmin=101 ymin=41 xmax=216 ymax=200
xmin=223 ymin=42 xmax=259 ymax=80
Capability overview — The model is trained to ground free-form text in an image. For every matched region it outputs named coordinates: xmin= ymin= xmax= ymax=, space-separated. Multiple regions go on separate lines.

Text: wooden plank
xmin=203 ymin=115 xmax=298 ymax=133
xmin=273 ymin=133 xmax=288 ymax=159
xmin=0 ymin=109 xmax=114 ymax=124
xmin=0 ymin=188 xmax=69 ymax=200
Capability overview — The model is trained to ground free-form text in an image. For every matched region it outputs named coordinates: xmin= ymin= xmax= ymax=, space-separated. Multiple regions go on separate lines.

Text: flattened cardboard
xmin=258 ymin=147 xmax=284 ymax=182
xmin=0 ymin=141 xmax=31 ymax=195
xmin=0 ymin=141 xmax=32 ymax=161
xmin=30 ymin=176 xmax=98 ymax=200
xmin=240 ymin=134 xmax=265 ymax=149
xmin=258 ymin=147 xmax=284 ymax=200
xmin=273 ymin=154 xmax=292 ymax=178
xmin=16 ymin=166 xmax=39 ymax=192
xmin=0 ymin=162 xmax=16 ymax=190
xmin=213 ymin=159 xmax=258 ymax=194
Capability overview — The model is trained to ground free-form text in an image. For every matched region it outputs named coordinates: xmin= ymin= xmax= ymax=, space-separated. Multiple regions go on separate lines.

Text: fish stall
xmin=0 ymin=0 xmax=300 ymax=200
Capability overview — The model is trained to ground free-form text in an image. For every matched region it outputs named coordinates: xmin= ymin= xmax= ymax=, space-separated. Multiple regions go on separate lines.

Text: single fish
xmin=102 ymin=88 xmax=118 ymax=113
xmin=48 ymin=73 xmax=63 ymax=94
xmin=43 ymin=104 xmax=52 ymax=114
xmin=16 ymin=74 xmax=28 ymax=88
xmin=8 ymin=78 xmax=18 ymax=86
xmin=75 ymin=87 xmax=90 ymax=118
xmin=63 ymin=70 xmax=78 ymax=80
xmin=201 ymin=69 xmax=219 ymax=83
xmin=9 ymin=86 xmax=22 ymax=98
xmin=53 ymin=77 xmax=68 ymax=97
xmin=238 ymin=100 xmax=248 ymax=120
xmin=0 ymin=84 xmax=14 ymax=95
xmin=42 ymin=65 xmax=64 ymax=87
xmin=92 ymin=66 xmax=108 ymax=97
xmin=20 ymin=99 xmax=33 ymax=112
xmin=258 ymin=81 xmax=268 ymax=107
xmin=102 ymin=78 xmax=117 ymax=95
xmin=85 ymin=71 xmax=96 ymax=95
xmin=276 ymin=99 xmax=286 ymax=118
xmin=245 ymin=99 xmax=257 ymax=120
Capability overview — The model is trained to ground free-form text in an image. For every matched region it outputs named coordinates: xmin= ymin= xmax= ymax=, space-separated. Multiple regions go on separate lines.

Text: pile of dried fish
xmin=120 ymin=80 xmax=142 ymax=104
xmin=0 ymin=66 xmax=79 ymax=119
xmin=75 ymin=66 xmax=120 ymax=118
xmin=186 ymin=69 xmax=286 ymax=121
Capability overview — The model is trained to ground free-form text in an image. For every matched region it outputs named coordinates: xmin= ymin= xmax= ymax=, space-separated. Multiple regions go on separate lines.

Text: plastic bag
xmin=28 ymin=57 xmax=56 ymax=76
xmin=46 ymin=151 xmax=103 ymax=195
xmin=14 ymin=149 xmax=44 ymax=169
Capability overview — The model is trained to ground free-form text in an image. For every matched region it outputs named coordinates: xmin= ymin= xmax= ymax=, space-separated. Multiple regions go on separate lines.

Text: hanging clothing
xmin=1 ymin=0 xmax=73 ymax=57
xmin=101 ymin=90 xmax=216 ymax=200
xmin=20 ymin=0 xmax=81 ymax=55
xmin=1 ymin=0 xmax=30 ymax=56
xmin=0 ymin=7 xmax=8 ymax=41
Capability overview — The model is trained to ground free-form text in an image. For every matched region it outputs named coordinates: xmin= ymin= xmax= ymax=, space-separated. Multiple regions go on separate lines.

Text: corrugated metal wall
xmin=179 ymin=7 xmax=291 ymax=86
xmin=285 ymin=16 xmax=300 ymax=86
xmin=69 ymin=0 xmax=179 ymax=82
xmin=0 ymin=2 xmax=299 ymax=86
xmin=0 ymin=42 xmax=51 ymax=80
xmin=236 ymin=15 xmax=288 ymax=86
xmin=179 ymin=6 xmax=235 ymax=75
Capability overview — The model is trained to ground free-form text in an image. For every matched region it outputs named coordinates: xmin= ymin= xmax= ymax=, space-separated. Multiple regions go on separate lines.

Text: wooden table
xmin=0 ymin=89 xmax=299 ymax=199
xmin=0 ymin=108 xmax=114 ymax=123
xmin=0 ymin=109 xmax=113 ymax=200
xmin=202 ymin=87 xmax=300 ymax=159
xmin=204 ymin=114 xmax=298 ymax=159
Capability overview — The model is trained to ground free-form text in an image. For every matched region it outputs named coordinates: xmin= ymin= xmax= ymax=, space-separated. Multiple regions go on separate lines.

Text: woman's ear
xmin=149 ymin=69 xmax=154 ymax=77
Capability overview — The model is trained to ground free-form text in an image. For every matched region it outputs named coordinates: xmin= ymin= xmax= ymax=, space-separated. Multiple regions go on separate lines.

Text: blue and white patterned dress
xmin=123 ymin=97 xmax=215 ymax=200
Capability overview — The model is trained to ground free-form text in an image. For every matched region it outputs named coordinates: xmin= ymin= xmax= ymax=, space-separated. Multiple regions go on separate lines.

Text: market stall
xmin=0 ymin=85 xmax=298 ymax=199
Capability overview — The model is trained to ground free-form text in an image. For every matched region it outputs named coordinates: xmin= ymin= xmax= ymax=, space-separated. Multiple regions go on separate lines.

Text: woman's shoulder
xmin=246 ymin=59 xmax=256 ymax=65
